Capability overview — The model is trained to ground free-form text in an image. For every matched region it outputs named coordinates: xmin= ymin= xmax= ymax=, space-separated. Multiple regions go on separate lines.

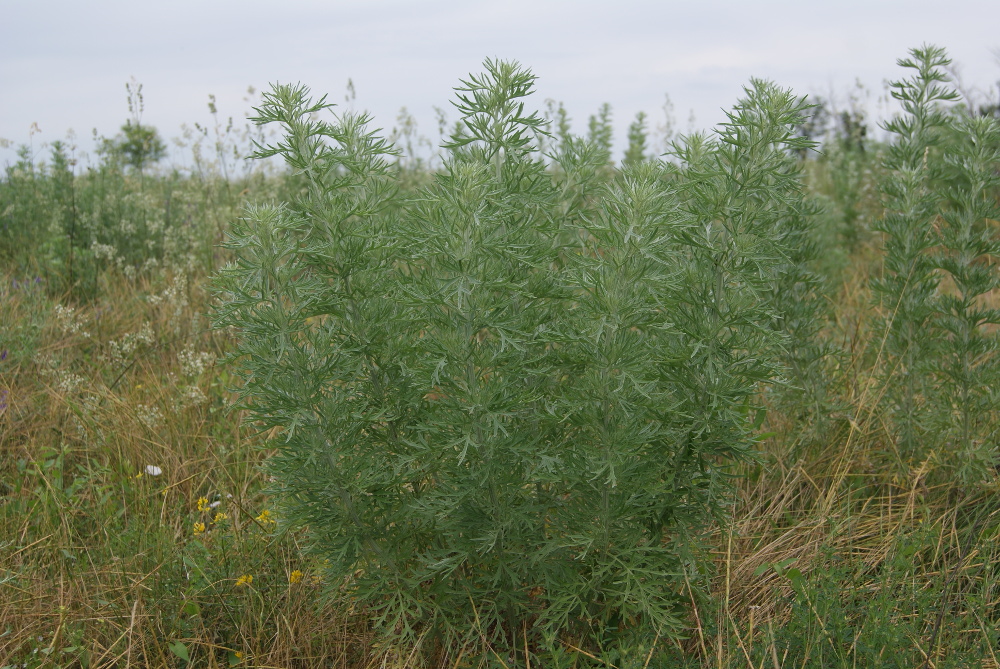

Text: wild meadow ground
xmin=1 ymin=264 xmax=373 ymax=667
xmin=2 ymin=196 xmax=998 ymax=669
xmin=2 ymin=59 xmax=999 ymax=664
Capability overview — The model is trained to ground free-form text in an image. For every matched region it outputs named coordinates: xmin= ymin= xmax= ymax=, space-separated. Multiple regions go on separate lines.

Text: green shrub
xmin=932 ymin=112 xmax=1000 ymax=486
xmin=213 ymin=59 xmax=814 ymax=663
xmin=872 ymin=45 xmax=1000 ymax=483
xmin=97 ymin=80 xmax=167 ymax=175
xmin=872 ymin=45 xmax=959 ymax=463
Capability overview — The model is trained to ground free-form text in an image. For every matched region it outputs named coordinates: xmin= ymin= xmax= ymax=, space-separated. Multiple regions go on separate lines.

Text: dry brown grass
xmin=696 ymin=247 xmax=1000 ymax=666
xmin=2 ymin=239 xmax=998 ymax=667
xmin=0 ymin=268 xmax=386 ymax=667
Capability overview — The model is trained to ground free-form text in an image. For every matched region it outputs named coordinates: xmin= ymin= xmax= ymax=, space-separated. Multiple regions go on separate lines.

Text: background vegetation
xmin=1 ymin=45 xmax=998 ymax=667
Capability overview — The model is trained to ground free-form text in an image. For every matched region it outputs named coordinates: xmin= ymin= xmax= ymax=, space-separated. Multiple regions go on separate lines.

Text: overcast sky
xmin=2 ymin=0 xmax=999 ymax=168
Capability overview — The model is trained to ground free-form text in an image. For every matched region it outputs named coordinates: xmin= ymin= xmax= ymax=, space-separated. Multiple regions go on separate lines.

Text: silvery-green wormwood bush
xmin=212 ymin=58 xmax=815 ymax=658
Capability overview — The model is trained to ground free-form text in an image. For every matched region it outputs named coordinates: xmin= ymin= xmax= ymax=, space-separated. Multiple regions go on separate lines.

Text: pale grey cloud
xmin=2 ymin=0 xmax=998 ymax=166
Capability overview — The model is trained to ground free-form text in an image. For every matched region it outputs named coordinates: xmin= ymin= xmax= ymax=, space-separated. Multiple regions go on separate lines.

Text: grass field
xmin=1 ymin=52 xmax=999 ymax=668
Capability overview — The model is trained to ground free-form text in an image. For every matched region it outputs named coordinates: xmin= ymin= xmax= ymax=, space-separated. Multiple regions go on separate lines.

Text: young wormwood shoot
xmin=932 ymin=112 xmax=1000 ymax=485
xmin=872 ymin=45 xmax=959 ymax=463
xmin=445 ymin=58 xmax=548 ymax=181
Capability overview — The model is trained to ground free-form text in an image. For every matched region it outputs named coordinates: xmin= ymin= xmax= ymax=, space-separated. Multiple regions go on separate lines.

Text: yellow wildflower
xmin=193 ymin=522 xmax=206 ymax=535
xmin=235 ymin=574 xmax=253 ymax=587
xmin=289 ymin=570 xmax=303 ymax=584
xmin=212 ymin=512 xmax=228 ymax=523
xmin=196 ymin=496 xmax=209 ymax=512
xmin=256 ymin=509 xmax=275 ymax=525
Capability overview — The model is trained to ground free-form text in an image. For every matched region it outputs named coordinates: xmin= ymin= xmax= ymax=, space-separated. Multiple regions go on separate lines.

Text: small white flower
xmin=53 ymin=303 xmax=91 ymax=338
xmin=136 ymin=404 xmax=164 ymax=429
xmin=178 ymin=346 xmax=215 ymax=378
xmin=145 ymin=465 xmax=163 ymax=477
